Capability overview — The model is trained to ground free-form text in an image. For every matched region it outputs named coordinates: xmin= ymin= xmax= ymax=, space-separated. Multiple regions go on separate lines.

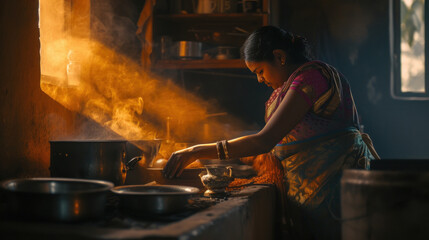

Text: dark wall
xmin=0 ymin=0 xmax=105 ymax=180
xmin=90 ymin=0 xmax=145 ymax=63
xmin=182 ymin=69 xmax=272 ymax=127
xmin=281 ymin=0 xmax=429 ymax=159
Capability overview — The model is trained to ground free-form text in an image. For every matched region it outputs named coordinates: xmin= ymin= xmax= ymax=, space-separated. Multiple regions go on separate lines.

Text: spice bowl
xmin=199 ymin=165 xmax=233 ymax=197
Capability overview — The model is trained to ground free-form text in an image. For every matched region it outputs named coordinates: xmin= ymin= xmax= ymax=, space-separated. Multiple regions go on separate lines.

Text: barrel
xmin=341 ymin=169 xmax=429 ymax=240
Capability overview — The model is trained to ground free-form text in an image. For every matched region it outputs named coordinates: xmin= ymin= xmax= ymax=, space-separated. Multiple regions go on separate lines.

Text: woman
xmin=163 ymin=26 xmax=379 ymax=239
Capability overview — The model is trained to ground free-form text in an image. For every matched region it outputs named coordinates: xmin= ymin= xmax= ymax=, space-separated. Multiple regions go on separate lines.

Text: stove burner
xmin=79 ymin=195 xmax=223 ymax=230
xmin=0 ymin=193 xmax=224 ymax=231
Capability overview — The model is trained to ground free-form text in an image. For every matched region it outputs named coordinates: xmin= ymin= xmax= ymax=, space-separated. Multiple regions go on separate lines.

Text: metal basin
xmin=111 ymin=185 xmax=200 ymax=215
xmin=0 ymin=178 xmax=114 ymax=222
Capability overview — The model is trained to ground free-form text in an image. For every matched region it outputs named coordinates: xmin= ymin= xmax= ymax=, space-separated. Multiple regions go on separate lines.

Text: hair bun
xmin=292 ymin=35 xmax=303 ymax=46
xmin=291 ymin=35 xmax=311 ymax=59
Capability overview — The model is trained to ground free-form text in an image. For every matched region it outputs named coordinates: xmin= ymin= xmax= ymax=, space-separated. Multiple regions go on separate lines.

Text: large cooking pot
xmin=49 ymin=140 xmax=161 ymax=186
xmin=111 ymin=185 xmax=200 ymax=215
xmin=0 ymin=178 xmax=113 ymax=222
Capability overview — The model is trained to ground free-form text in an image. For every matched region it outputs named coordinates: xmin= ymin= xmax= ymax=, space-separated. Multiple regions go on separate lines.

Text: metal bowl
xmin=111 ymin=185 xmax=200 ymax=215
xmin=0 ymin=178 xmax=114 ymax=221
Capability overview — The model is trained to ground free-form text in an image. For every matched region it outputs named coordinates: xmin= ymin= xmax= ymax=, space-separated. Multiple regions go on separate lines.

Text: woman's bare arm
xmin=198 ymin=89 xmax=310 ymax=157
xmin=163 ymin=89 xmax=311 ymax=178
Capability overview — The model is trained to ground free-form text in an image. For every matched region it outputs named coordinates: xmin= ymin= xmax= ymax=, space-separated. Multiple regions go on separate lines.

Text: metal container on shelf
xmin=171 ymin=41 xmax=203 ymax=59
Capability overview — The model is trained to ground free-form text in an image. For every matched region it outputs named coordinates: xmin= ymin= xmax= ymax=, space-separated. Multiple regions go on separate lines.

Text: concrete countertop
xmin=1 ymin=185 xmax=280 ymax=240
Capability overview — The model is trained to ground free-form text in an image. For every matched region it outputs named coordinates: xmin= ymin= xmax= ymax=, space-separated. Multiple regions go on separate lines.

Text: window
xmin=390 ymin=0 xmax=429 ymax=100
xmin=39 ymin=0 xmax=91 ymax=87
xmin=39 ymin=0 xmax=68 ymax=86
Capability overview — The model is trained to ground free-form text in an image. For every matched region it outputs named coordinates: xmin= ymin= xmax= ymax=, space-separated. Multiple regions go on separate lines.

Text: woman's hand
xmin=162 ymin=147 xmax=197 ymax=178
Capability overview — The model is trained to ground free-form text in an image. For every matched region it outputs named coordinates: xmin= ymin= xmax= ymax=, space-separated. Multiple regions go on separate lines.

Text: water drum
xmin=341 ymin=169 xmax=429 ymax=240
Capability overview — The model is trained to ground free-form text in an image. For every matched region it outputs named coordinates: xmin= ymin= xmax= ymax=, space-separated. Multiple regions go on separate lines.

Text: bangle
xmin=221 ymin=140 xmax=229 ymax=160
xmin=216 ymin=141 xmax=226 ymax=160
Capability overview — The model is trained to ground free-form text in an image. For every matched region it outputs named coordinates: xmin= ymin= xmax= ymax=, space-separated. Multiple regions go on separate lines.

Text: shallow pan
xmin=125 ymin=167 xmax=205 ymax=188
xmin=111 ymin=185 xmax=200 ymax=215
xmin=0 ymin=178 xmax=114 ymax=222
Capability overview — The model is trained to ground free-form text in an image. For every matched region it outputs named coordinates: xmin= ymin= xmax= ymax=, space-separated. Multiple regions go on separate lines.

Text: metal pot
xmin=49 ymin=140 xmax=161 ymax=186
xmin=0 ymin=178 xmax=113 ymax=222
xmin=111 ymin=185 xmax=200 ymax=215
xmin=171 ymin=41 xmax=203 ymax=59
xmin=50 ymin=140 xmax=127 ymax=186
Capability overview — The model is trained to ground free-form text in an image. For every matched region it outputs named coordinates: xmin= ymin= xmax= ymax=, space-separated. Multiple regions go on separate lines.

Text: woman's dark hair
xmin=241 ymin=25 xmax=313 ymax=64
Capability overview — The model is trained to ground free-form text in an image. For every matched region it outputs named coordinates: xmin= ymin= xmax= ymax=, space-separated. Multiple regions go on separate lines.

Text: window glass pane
xmin=39 ymin=0 xmax=68 ymax=85
xmin=400 ymin=0 xmax=425 ymax=93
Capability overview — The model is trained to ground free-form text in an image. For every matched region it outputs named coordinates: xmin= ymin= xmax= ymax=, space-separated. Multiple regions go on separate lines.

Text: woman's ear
xmin=273 ymin=49 xmax=286 ymax=66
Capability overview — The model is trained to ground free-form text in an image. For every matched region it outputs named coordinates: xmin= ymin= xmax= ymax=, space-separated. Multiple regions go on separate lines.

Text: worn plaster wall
xmin=0 ymin=0 xmax=105 ymax=180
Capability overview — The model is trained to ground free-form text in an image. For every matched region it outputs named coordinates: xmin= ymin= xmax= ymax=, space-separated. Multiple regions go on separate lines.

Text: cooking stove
xmin=86 ymin=194 xmax=222 ymax=229
xmin=1 ymin=185 xmax=277 ymax=240
xmin=0 ymin=190 xmax=229 ymax=239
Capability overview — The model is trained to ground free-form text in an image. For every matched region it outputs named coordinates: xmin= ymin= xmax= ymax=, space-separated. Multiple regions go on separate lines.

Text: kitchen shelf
xmin=152 ymin=59 xmax=246 ymax=69
xmin=148 ymin=0 xmax=270 ymax=70
xmin=155 ymin=13 xmax=268 ymax=20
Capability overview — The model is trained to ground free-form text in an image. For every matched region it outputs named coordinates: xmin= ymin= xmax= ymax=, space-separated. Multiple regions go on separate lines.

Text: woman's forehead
xmin=246 ymin=61 xmax=261 ymax=69
xmin=245 ymin=61 xmax=270 ymax=72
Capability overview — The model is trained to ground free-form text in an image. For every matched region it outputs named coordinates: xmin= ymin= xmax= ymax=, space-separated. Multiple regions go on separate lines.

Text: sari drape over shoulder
xmin=265 ymin=61 xmax=378 ymax=239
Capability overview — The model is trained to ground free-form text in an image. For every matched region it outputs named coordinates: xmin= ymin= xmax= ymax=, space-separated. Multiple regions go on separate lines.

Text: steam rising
xmin=39 ymin=0 xmax=249 ymax=144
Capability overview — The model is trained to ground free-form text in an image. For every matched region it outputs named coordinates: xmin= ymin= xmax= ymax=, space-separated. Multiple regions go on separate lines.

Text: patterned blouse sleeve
xmin=289 ymin=68 xmax=329 ymax=107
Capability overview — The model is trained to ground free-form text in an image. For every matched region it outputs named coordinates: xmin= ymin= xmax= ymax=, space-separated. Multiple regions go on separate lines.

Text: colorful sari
xmin=266 ymin=61 xmax=379 ymax=239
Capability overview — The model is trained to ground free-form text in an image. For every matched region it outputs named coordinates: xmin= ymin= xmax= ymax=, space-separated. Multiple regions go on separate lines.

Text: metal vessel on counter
xmin=49 ymin=140 xmax=161 ymax=186
xmin=200 ymin=166 xmax=233 ymax=189
xmin=199 ymin=165 xmax=234 ymax=197
xmin=111 ymin=185 xmax=200 ymax=215
xmin=0 ymin=178 xmax=114 ymax=222
xmin=341 ymin=169 xmax=429 ymax=240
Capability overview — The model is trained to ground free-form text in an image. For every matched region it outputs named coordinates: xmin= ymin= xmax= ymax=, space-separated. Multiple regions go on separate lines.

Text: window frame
xmin=389 ymin=0 xmax=429 ymax=100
